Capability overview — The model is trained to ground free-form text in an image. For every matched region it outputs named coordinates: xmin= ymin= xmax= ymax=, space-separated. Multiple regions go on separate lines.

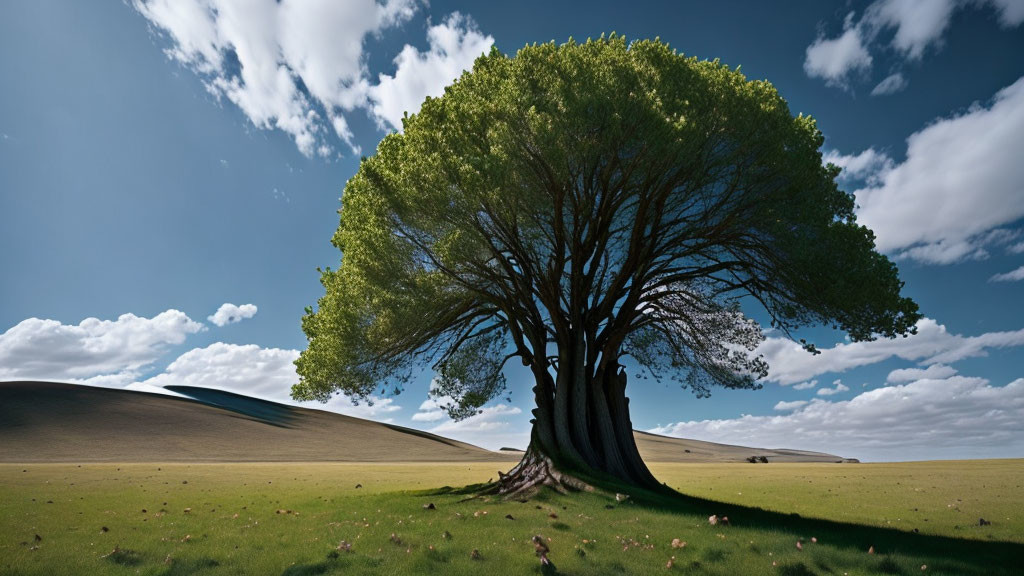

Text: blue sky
xmin=2 ymin=0 xmax=1023 ymax=461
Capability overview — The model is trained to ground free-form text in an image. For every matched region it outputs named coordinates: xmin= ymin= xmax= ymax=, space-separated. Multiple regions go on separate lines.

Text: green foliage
xmin=294 ymin=35 xmax=920 ymax=414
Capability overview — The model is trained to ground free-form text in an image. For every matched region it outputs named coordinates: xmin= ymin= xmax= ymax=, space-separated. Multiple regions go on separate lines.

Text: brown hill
xmin=0 ymin=381 xmax=515 ymax=463
xmin=0 ymin=381 xmax=850 ymax=463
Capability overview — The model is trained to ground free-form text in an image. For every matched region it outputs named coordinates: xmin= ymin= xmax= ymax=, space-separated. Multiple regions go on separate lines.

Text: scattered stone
xmin=921 ymin=565 xmax=928 ymax=571
xmin=671 ymin=538 xmax=686 ymax=548
xmin=615 ymin=493 xmax=630 ymax=502
xmin=423 ymin=503 xmax=436 ymax=510
xmin=390 ymin=532 xmax=402 ymax=545
xmin=182 ymin=481 xmax=187 ymax=484
xmin=505 ymin=514 xmax=515 ymax=520
xmin=355 ymin=484 xmax=362 ymax=489
xmin=183 ymin=508 xmax=191 ymax=514
xmin=666 ymin=555 xmax=675 ymax=569
xmin=470 ymin=548 xmax=481 ymax=560
xmin=708 ymin=515 xmax=718 ymax=526
xmin=34 ymin=534 xmax=42 ymax=542
xmin=442 ymin=531 xmax=452 ymax=540
xmin=979 ymin=518 xmax=991 ymax=526
xmin=868 ymin=546 xmax=875 ymax=554
xmin=796 ymin=540 xmax=803 ymax=551
xmin=337 ymin=540 xmax=352 ymax=552
xmin=100 ymin=526 xmax=109 ymax=533
xmin=548 ymin=513 xmax=558 ymax=519
xmin=532 ymin=535 xmax=550 ymax=565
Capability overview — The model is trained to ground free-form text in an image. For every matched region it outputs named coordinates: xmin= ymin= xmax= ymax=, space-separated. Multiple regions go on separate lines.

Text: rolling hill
xmin=0 ymin=381 xmax=850 ymax=463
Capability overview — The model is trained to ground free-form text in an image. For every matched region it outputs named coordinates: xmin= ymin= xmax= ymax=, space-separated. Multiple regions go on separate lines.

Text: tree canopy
xmin=293 ymin=35 xmax=920 ymax=488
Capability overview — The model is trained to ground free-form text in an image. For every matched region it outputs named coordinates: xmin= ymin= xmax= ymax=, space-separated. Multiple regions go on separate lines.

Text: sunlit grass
xmin=2 ymin=461 xmax=1021 ymax=575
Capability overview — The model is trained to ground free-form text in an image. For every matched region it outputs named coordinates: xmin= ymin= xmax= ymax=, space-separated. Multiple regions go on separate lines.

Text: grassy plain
xmin=2 ymin=461 xmax=1022 ymax=575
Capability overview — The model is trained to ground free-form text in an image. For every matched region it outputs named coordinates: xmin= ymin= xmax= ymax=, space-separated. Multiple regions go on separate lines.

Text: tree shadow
xmin=613 ymin=478 xmax=1023 ymax=575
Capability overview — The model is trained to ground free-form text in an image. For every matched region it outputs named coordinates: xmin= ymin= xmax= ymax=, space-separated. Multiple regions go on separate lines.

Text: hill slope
xmin=0 ymin=381 xmax=849 ymax=463
xmin=0 ymin=381 xmax=514 ymax=463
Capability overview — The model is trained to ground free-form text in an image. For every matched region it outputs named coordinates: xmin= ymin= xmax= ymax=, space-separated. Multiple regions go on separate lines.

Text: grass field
xmin=2 ymin=461 xmax=1022 ymax=575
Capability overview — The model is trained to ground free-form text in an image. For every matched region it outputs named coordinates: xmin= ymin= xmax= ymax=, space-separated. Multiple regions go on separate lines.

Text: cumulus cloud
xmin=823 ymin=147 xmax=894 ymax=185
xmin=848 ymin=76 xmax=1024 ymax=264
xmin=207 ymin=303 xmax=258 ymax=326
xmin=803 ymin=13 xmax=872 ymax=87
xmin=816 ymin=380 xmax=850 ymax=396
xmin=0 ymin=310 xmax=204 ymax=382
xmin=368 ymin=13 xmax=493 ymax=131
xmin=871 ymin=72 xmax=908 ymax=95
xmin=792 ymin=380 xmax=818 ymax=390
xmin=408 ymin=378 xmax=528 ymax=449
xmin=136 ymin=342 xmax=401 ymax=421
xmin=990 ymin=265 xmax=1024 ymax=282
xmin=774 ymin=400 xmax=809 ymax=411
xmin=759 ymin=317 xmax=1024 ymax=385
xmin=805 ymin=0 xmax=1023 ymax=89
xmin=650 ymin=375 xmax=1024 ymax=461
xmin=133 ymin=0 xmax=493 ymax=156
xmin=428 ymin=404 xmax=527 ymax=450
xmin=887 ymin=363 xmax=958 ymax=383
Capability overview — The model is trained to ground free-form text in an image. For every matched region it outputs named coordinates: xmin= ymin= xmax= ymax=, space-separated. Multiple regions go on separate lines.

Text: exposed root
xmin=485 ymin=449 xmax=593 ymax=499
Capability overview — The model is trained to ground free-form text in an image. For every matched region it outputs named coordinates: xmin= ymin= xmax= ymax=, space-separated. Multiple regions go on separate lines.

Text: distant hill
xmin=0 ymin=381 xmax=514 ymax=463
xmin=0 ymin=381 xmax=850 ymax=463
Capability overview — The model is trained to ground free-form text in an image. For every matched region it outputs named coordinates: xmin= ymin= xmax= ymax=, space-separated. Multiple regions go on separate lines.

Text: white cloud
xmin=887 ymin=363 xmax=958 ymax=383
xmin=988 ymin=0 xmax=1024 ymax=26
xmin=823 ymin=147 xmax=894 ymax=185
xmin=650 ymin=375 xmax=1024 ymax=461
xmin=759 ymin=317 xmax=1024 ymax=385
xmin=1008 ymin=241 xmax=1024 ymax=254
xmin=805 ymin=1 xmax=1023 ymax=89
xmin=0 ymin=310 xmax=204 ymax=382
xmin=990 ymin=265 xmax=1024 ymax=282
xmin=367 ymin=13 xmax=493 ymax=131
xmin=803 ymin=13 xmax=872 ymax=87
xmin=133 ymin=1 xmax=492 ymax=156
xmin=774 ymin=400 xmax=809 ymax=411
xmin=411 ymin=397 xmax=447 ymax=422
xmin=792 ymin=380 xmax=818 ymax=390
xmin=850 ymin=77 xmax=1024 ymax=263
xmin=136 ymin=342 xmax=401 ymax=421
xmin=865 ymin=0 xmax=958 ymax=60
xmin=871 ymin=72 xmax=908 ymax=95
xmin=207 ymin=302 xmax=258 ymax=326
xmin=428 ymin=403 xmax=527 ymax=451
xmin=816 ymin=380 xmax=850 ymax=396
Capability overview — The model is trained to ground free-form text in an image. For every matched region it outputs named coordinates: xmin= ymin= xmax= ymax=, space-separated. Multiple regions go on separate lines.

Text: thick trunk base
xmin=487 ymin=448 xmax=593 ymax=499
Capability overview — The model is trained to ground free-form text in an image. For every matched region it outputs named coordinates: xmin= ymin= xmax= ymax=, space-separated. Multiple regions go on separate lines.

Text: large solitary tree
xmin=293 ymin=36 xmax=920 ymax=494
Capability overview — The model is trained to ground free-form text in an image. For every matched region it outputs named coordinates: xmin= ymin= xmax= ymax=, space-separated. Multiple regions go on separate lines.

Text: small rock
xmin=505 ymin=514 xmax=515 ymax=520
xmin=796 ymin=540 xmax=803 ymax=551
xmin=811 ymin=537 xmax=817 ymax=543
xmin=979 ymin=518 xmax=991 ymax=526
xmin=615 ymin=493 xmax=630 ymax=502
xmin=182 ymin=480 xmax=187 ymax=484
xmin=666 ymin=555 xmax=675 ymax=568
xmin=470 ymin=548 xmax=481 ymax=560
xmin=34 ymin=534 xmax=42 ymax=542
xmin=100 ymin=526 xmax=109 ymax=533
xmin=671 ymin=538 xmax=686 ymax=548
xmin=442 ymin=530 xmax=452 ymax=540
xmin=868 ymin=545 xmax=875 ymax=554
xmin=708 ymin=515 xmax=718 ymax=526
xmin=423 ymin=502 xmax=435 ymax=510
xmin=337 ymin=540 xmax=351 ymax=552
xmin=355 ymin=484 xmax=361 ymax=489
xmin=548 ymin=513 xmax=558 ymax=519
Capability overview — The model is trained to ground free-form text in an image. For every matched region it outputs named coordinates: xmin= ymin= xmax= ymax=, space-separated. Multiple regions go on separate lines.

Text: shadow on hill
xmin=165 ymin=386 xmax=299 ymax=428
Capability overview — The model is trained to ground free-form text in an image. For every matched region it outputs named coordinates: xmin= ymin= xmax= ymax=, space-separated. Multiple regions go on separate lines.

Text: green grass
xmin=2 ymin=461 xmax=1022 ymax=575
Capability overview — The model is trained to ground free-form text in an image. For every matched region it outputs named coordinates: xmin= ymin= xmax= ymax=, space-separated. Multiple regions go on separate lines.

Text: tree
xmin=292 ymin=36 xmax=920 ymax=495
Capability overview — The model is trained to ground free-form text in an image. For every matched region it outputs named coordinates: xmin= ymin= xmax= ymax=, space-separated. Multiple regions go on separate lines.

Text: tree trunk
xmin=494 ymin=365 xmax=660 ymax=496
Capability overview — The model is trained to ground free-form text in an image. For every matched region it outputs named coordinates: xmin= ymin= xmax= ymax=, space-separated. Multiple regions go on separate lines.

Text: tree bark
xmin=494 ymin=364 xmax=660 ymax=496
